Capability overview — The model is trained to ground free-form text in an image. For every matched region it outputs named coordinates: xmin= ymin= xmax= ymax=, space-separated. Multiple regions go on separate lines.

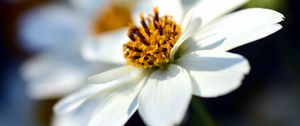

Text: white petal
xmin=181 ymin=0 xmax=201 ymax=13
xmin=180 ymin=33 xmax=226 ymax=53
xmin=180 ymin=8 xmax=196 ymax=31
xmin=54 ymin=83 xmax=115 ymax=115
xmin=170 ymin=15 xmax=201 ymax=62
xmin=88 ymin=65 xmax=145 ymax=84
xmin=21 ymin=54 xmax=89 ymax=99
xmin=18 ymin=4 xmax=88 ymax=52
xmin=52 ymin=115 xmax=81 ymax=126
xmin=177 ymin=50 xmax=250 ymax=97
xmin=138 ymin=65 xmax=192 ymax=126
xmin=54 ymin=66 xmax=145 ymax=115
xmin=87 ymin=76 xmax=147 ymax=126
xmin=190 ymin=8 xmax=284 ymax=52
xmin=193 ymin=0 xmax=248 ymax=26
xmin=211 ymin=23 xmax=282 ymax=51
xmin=81 ymin=28 xmax=128 ymax=64
xmin=132 ymin=0 xmax=183 ymax=24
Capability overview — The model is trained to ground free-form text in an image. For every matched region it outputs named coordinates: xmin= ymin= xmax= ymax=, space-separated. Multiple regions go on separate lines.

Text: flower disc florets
xmin=93 ymin=4 xmax=132 ymax=35
xmin=123 ymin=7 xmax=182 ymax=69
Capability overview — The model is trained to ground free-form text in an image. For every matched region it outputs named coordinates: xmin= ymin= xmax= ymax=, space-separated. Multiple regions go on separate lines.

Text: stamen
xmin=140 ymin=14 xmax=151 ymax=36
xmin=154 ymin=7 xmax=159 ymax=22
xmin=128 ymin=32 xmax=136 ymax=41
xmin=123 ymin=7 xmax=182 ymax=69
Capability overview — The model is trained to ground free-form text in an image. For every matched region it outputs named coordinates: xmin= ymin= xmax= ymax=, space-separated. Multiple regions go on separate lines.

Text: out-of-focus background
xmin=0 ymin=0 xmax=299 ymax=126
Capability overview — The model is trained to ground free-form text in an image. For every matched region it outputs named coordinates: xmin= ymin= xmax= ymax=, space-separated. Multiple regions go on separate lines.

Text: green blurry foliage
xmin=243 ymin=0 xmax=286 ymax=12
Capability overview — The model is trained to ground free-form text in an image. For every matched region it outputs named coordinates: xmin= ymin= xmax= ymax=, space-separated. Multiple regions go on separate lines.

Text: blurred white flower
xmin=20 ymin=0 xmax=135 ymax=100
xmin=55 ymin=0 xmax=283 ymax=125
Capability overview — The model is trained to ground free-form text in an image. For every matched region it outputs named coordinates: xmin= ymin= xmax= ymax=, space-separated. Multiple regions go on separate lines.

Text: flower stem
xmin=191 ymin=97 xmax=217 ymax=126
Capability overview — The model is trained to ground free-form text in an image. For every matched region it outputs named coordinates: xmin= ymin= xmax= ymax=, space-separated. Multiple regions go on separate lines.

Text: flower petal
xmin=180 ymin=8 xmax=196 ymax=31
xmin=55 ymin=70 xmax=146 ymax=126
xmin=88 ymin=65 xmax=145 ymax=84
xmin=138 ymin=65 xmax=192 ymax=126
xmin=54 ymin=83 xmax=115 ymax=115
xmin=87 ymin=76 xmax=147 ymax=126
xmin=52 ymin=115 xmax=82 ymax=126
xmin=185 ymin=8 xmax=284 ymax=53
xmin=81 ymin=28 xmax=128 ymax=64
xmin=177 ymin=50 xmax=250 ymax=97
xmin=18 ymin=4 xmax=87 ymax=52
xmin=21 ymin=54 xmax=89 ymax=99
xmin=193 ymin=0 xmax=248 ymax=26
xmin=54 ymin=66 xmax=145 ymax=115
xmin=170 ymin=15 xmax=202 ymax=62
xmin=132 ymin=0 xmax=183 ymax=24
xmin=181 ymin=0 xmax=201 ymax=13
xmin=211 ymin=23 xmax=283 ymax=51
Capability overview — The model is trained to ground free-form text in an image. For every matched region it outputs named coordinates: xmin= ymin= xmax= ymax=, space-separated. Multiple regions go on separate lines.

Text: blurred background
xmin=0 ymin=0 xmax=299 ymax=126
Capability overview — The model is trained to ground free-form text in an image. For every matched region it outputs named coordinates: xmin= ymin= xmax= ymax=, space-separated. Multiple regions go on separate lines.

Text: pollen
xmin=92 ymin=4 xmax=132 ymax=35
xmin=123 ymin=7 xmax=182 ymax=69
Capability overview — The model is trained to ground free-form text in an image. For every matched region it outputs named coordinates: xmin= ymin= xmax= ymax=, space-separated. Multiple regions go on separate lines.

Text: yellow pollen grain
xmin=123 ymin=7 xmax=182 ymax=69
xmin=92 ymin=4 xmax=132 ymax=35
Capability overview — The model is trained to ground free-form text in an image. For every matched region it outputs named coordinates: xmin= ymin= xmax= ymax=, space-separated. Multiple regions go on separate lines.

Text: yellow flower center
xmin=123 ymin=7 xmax=182 ymax=69
xmin=92 ymin=4 xmax=132 ymax=35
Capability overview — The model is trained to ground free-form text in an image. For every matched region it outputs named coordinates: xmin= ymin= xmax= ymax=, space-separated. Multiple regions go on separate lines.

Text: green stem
xmin=191 ymin=97 xmax=217 ymax=126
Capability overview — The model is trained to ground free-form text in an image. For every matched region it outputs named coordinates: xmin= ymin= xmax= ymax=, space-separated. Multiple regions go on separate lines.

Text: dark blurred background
xmin=0 ymin=0 xmax=299 ymax=126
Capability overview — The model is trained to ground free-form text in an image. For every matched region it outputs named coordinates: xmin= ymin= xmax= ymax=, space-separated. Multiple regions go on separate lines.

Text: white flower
xmin=55 ymin=0 xmax=284 ymax=125
xmin=19 ymin=4 xmax=90 ymax=100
